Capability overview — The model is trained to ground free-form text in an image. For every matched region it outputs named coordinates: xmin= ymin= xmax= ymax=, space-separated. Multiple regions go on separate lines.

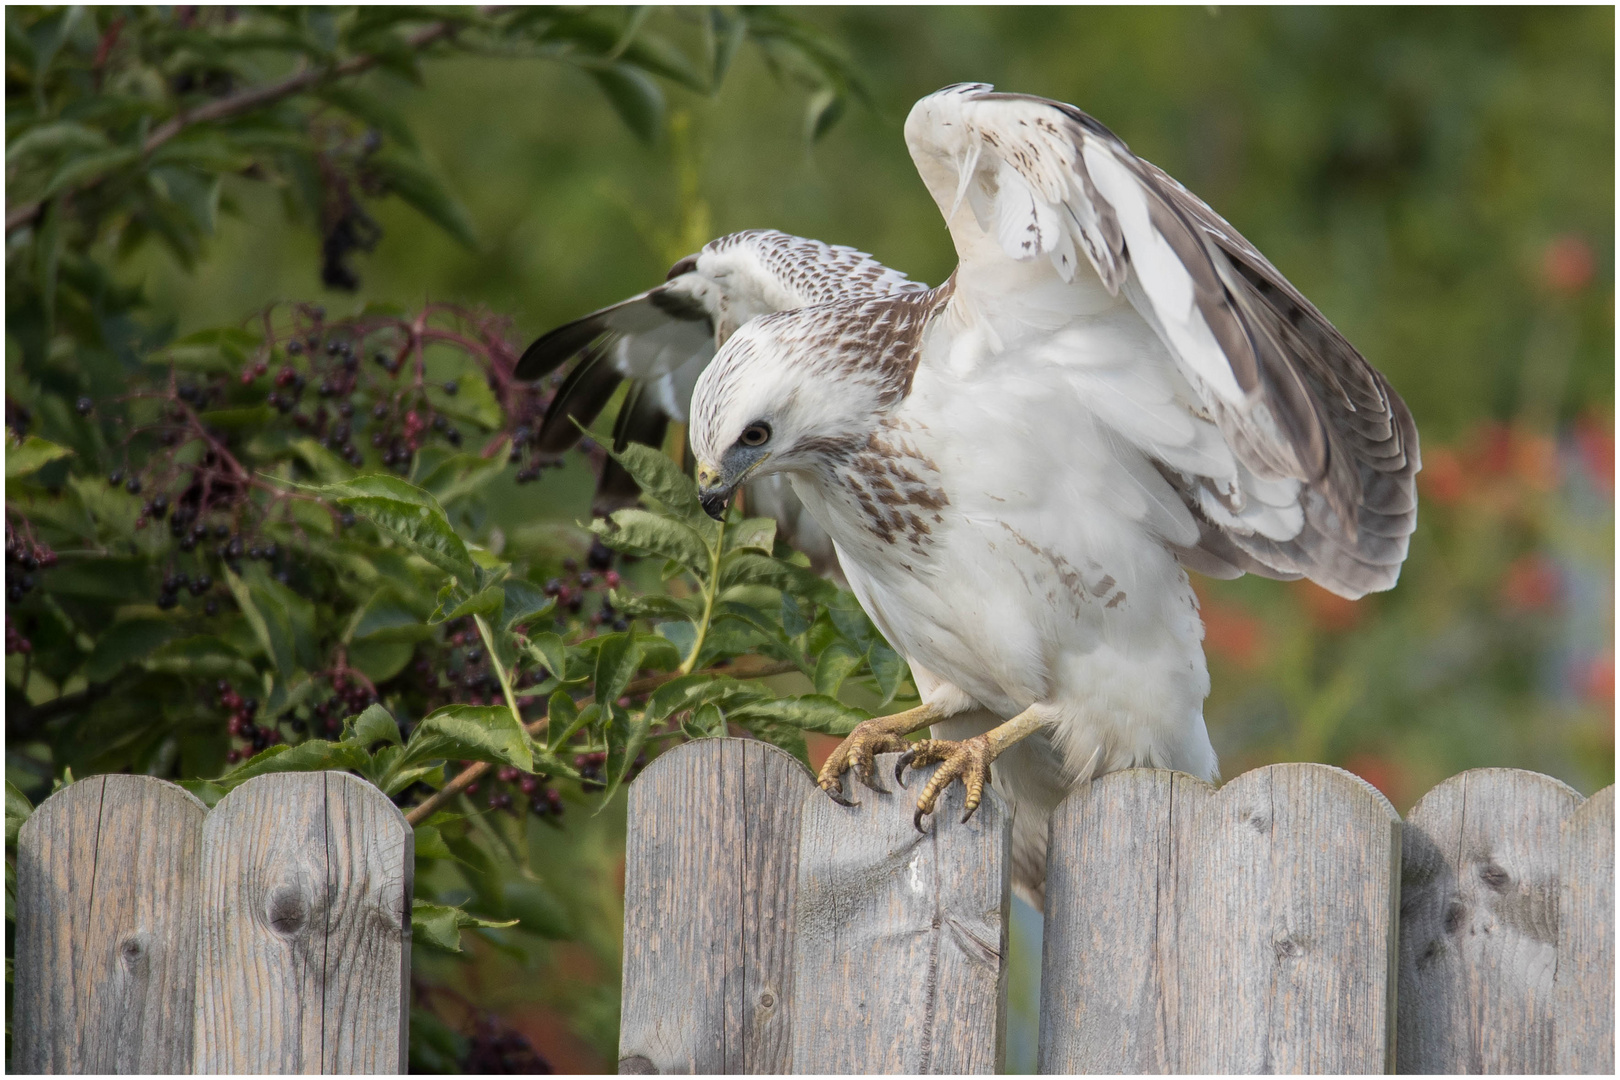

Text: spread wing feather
xmin=905 ymin=84 xmax=1418 ymax=598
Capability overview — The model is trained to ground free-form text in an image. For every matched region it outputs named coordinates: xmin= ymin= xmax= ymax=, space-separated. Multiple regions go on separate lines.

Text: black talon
xmin=960 ymin=805 xmax=978 ymax=825
xmin=895 ymin=749 xmax=918 ymax=787
xmin=914 ymin=805 xmax=932 ymax=833
xmin=823 ymin=783 xmax=857 ymax=808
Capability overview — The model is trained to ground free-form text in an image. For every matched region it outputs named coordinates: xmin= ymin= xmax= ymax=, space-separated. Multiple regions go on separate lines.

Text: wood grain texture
xmin=790 ymin=751 xmax=1010 ymax=1075
xmin=1397 ymin=768 xmax=1579 ymax=1073
xmin=1556 ymin=785 xmax=1613 ymax=1074
xmin=619 ymin=738 xmax=813 ymax=1074
xmin=1039 ymin=764 xmax=1400 ymax=1074
xmin=11 ymin=774 xmax=207 ymax=1074
xmin=192 ymin=771 xmax=412 ymax=1074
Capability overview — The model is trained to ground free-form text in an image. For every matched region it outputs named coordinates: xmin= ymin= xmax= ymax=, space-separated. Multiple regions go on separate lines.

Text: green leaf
xmin=606 ymin=442 xmax=715 ymax=531
xmin=404 ymin=704 xmax=533 ymax=772
xmin=143 ymin=636 xmax=257 ymax=680
xmin=430 ymin=583 xmax=503 ymax=625
xmin=730 ymin=693 xmax=869 ymax=735
xmin=805 ymin=87 xmax=846 ymax=141
xmin=223 ymin=567 xmax=297 ymax=677
xmin=593 ymin=632 xmax=642 ymax=709
xmin=501 ymin=579 xmax=554 ymax=631
xmin=214 ymin=740 xmax=370 ymax=791
xmin=411 ymin=900 xmax=517 ymax=953
xmin=724 ymin=517 xmax=778 ymax=554
xmin=592 ymin=509 xmax=711 ymax=573
xmin=587 ymin=62 xmax=665 ymax=143
xmin=367 ymin=147 xmax=477 ymax=248
xmin=868 ymin=642 xmax=909 ymax=705
xmin=719 ymin=550 xmax=834 ymax=600
xmin=813 ymin=642 xmax=864 ymax=697
xmin=413 ymin=822 xmax=453 ymax=860
xmin=345 ymin=702 xmax=402 ymax=747
xmin=611 ymin=591 xmax=701 ymax=623
xmin=528 ymin=633 xmax=573 ymax=683
xmin=317 ymin=84 xmax=417 ymax=149
xmin=313 ymin=474 xmax=477 ymax=583
xmin=6 ymin=120 xmax=111 ymax=164
xmin=348 ymin=639 xmax=414 ymax=683
xmin=6 ymin=435 xmax=73 ymax=479
xmin=85 ymin=617 xmax=184 ymax=683
xmin=37 ymin=145 xmax=138 ymax=201
xmin=6 ymin=780 xmax=33 ymax=846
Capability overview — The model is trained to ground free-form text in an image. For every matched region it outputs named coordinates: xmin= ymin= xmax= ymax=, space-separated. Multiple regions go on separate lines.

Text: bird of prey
xmin=514 ymin=229 xmax=928 ymax=582
xmin=683 ymin=84 xmax=1419 ymax=909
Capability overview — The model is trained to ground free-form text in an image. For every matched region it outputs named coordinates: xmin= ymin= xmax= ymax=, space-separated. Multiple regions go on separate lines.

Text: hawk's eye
xmin=738 ymin=423 xmax=771 ymax=448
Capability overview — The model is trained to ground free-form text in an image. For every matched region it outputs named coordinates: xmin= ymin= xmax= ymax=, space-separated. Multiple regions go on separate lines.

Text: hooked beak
xmin=695 ymin=463 xmax=733 ymax=521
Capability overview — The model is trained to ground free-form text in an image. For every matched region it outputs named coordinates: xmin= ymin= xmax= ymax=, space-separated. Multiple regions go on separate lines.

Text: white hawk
xmin=528 ymin=85 xmax=1420 ymax=909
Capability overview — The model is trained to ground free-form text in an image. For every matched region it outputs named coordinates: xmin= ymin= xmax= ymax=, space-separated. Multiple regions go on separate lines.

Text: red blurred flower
xmin=1573 ymin=412 xmax=1614 ymax=496
xmin=1343 ymin=752 xmax=1407 ymax=807
xmin=1511 ymin=431 xmax=1558 ymax=491
xmin=1294 ymin=580 xmax=1364 ymax=632
xmin=1500 ymin=553 xmax=1561 ymax=611
xmin=1420 ymin=446 xmax=1468 ymax=505
xmin=1199 ymin=596 xmax=1266 ymax=668
xmin=1540 ymin=234 xmax=1596 ymax=296
xmin=1580 ymin=654 xmax=1614 ymax=709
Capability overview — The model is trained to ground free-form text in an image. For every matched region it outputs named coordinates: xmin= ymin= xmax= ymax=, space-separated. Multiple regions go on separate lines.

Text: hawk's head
xmin=689 ymin=306 xmax=907 ymax=520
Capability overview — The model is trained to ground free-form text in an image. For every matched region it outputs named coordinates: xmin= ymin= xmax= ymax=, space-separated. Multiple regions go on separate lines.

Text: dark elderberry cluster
xmin=5 ymin=528 xmax=55 ymax=605
xmin=155 ymin=567 xmax=215 ymax=612
xmin=542 ymin=544 xmax=627 ymax=631
xmin=507 ymin=421 xmax=567 ymax=484
xmin=217 ymin=681 xmax=274 ymax=764
xmin=460 ymin=1014 xmax=552 ymax=1073
xmin=468 ymin=763 xmax=566 ymax=820
xmin=6 ymin=615 xmax=31 ymax=656
xmin=310 ymin=671 xmax=381 ymax=738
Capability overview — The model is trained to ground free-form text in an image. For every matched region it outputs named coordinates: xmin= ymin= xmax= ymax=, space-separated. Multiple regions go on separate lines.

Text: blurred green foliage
xmin=6 ymin=6 xmax=1613 ymax=1073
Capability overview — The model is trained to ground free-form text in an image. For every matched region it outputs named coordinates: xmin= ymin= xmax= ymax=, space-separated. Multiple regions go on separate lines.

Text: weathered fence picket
xmin=1398 ymin=769 xmax=1614 ymax=1074
xmin=618 ymin=739 xmax=1613 ymax=1075
xmin=617 ymin=739 xmax=1010 ymax=1075
xmin=12 ymin=774 xmax=207 ymax=1073
xmin=11 ymin=770 xmax=412 ymax=1075
xmin=1036 ymin=764 xmax=1402 ymax=1074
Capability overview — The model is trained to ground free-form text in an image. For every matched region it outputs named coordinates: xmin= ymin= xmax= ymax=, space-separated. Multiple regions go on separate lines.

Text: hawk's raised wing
xmin=517 ymin=230 xmax=922 ymax=568
xmin=905 ymin=84 xmax=1419 ymax=598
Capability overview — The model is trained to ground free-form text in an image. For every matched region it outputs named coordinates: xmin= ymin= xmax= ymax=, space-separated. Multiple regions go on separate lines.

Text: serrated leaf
xmin=528 ymin=633 xmax=572 ymax=683
xmin=719 ymin=549 xmax=834 ymax=600
xmin=411 ymin=900 xmax=517 ymax=953
xmin=724 ymin=516 xmax=777 ymax=554
xmin=6 ymin=435 xmax=73 ymax=479
xmin=593 ymin=632 xmax=642 ymax=709
xmin=313 ymin=474 xmax=476 ymax=583
xmin=730 ymin=693 xmax=869 ymax=735
xmin=501 ymin=579 xmax=553 ymax=631
xmin=592 ymin=509 xmax=711 ymax=573
xmin=611 ymin=591 xmax=700 ymax=623
xmin=813 ymin=642 xmax=863 ymax=697
xmin=223 ymin=568 xmax=297 ymax=677
xmin=430 ymin=583 xmax=503 ymax=625
xmin=345 ymin=702 xmax=401 ymax=747
xmin=607 ymin=442 xmax=716 ymax=532
xmin=214 ymin=740 xmax=370 ymax=791
xmin=142 ymin=636 xmax=256 ymax=679
xmin=404 ymin=704 xmax=533 ymax=772
xmin=6 ymin=780 xmax=33 ymax=846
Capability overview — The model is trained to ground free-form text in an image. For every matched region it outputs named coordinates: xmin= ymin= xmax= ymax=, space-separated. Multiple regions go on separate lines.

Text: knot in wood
xmin=267 ymin=884 xmax=310 ymax=935
xmin=619 ymin=1055 xmax=657 ymax=1074
xmin=1477 ymin=861 xmax=1511 ymax=892
xmin=118 ymin=932 xmax=148 ymax=969
xmin=758 ymin=990 xmax=776 ymax=1010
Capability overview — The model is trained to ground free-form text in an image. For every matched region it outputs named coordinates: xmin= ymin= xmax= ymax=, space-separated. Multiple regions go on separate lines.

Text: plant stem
xmin=678 ymin=531 xmax=724 ymax=676
xmin=403 ymin=655 xmax=796 ymax=826
xmin=473 ymin=613 xmax=524 ymax=729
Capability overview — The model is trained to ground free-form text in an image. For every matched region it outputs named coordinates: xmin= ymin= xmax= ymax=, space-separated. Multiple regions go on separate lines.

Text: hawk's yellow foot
xmin=816 ymin=702 xmax=947 ymax=805
xmin=895 ymin=709 xmax=1047 ymax=831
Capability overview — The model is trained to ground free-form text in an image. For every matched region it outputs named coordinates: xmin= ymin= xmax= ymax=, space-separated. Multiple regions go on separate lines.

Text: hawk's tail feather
xmin=534 ymin=340 xmax=624 ymax=456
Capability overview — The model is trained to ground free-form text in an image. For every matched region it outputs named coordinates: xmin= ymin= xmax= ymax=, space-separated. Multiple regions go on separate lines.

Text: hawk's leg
xmin=816 ymin=701 xmax=949 ymax=805
xmin=896 ymin=709 xmax=1045 ymax=831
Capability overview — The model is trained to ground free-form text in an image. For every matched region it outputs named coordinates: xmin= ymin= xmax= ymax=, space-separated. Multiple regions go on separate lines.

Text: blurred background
xmin=74 ymin=6 xmax=1619 ymax=1070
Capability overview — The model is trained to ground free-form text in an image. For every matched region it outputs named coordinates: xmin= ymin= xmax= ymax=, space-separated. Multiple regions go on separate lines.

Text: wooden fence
xmin=11 ymin=771 xmax=412 ymax=1074
xmin=620 ymin=739 xmax=1614 ymax=1074
xmin=12 ymin=744 xmax=1612 ymax=1075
